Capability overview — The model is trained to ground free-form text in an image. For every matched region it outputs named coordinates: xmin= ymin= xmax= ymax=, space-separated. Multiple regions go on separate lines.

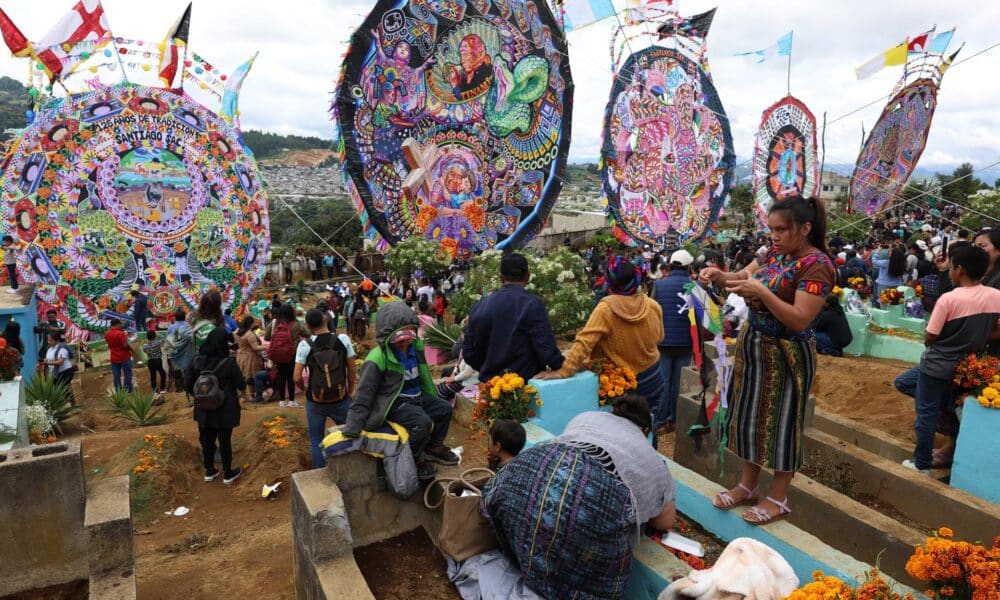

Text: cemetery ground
xmin=55 ymin=339 xmax=919 ymax=599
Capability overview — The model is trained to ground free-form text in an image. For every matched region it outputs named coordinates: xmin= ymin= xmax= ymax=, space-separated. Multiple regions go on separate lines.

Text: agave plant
xmin=104 ymin=389 xmax=165 ymax=427
xmin=24 ymin=375 xmax=79 ymax=435
xmin=422 ymin=322 xmax=463 ymax=359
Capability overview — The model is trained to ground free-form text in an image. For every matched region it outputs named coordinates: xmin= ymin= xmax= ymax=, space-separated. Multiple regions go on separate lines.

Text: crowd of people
xmin=22 ymin=190 xmax=996 ymax=597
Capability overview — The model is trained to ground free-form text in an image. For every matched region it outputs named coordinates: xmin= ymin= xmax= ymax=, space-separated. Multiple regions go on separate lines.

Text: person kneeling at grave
xmin=342 ymin=301 xmax=460 ymax=480
xmin=481 ymin=394 xmax=676 ymax=599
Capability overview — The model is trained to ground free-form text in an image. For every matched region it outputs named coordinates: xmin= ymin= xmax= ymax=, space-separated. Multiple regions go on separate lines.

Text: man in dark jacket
xmin=462 ymin=253 xmax=564 ymax=381
xmin=344 ymin=302 xmax=459 ymax=479
xmin=811 ymin=295 xmax=853 ymax=356
xmin=652 ymin=250 xmax=694 ymax=431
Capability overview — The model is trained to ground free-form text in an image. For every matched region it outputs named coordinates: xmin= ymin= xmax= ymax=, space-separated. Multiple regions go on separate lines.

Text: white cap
xmin=921 ymin=224 xmax=933 ymax=232
xmin=916 ymin=240 xmax=928 ymax=250
xmin=670 ymin=249 xmax=694 ymax=266
xmin=844 ymin=244 xmax=855 ymax=251
xmin=931 ymin=236 xmax=942 ymax=245
xmin=837 ymin=252 xmax=847 ymax=260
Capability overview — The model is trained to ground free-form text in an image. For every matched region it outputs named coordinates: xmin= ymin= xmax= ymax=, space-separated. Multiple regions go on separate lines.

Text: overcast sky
xmin=3 ymin=0 xmax=999 ymax=175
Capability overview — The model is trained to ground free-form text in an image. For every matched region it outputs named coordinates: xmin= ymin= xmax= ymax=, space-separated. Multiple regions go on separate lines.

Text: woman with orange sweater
xmin=537 ymin=256 xmax=667 ymax=420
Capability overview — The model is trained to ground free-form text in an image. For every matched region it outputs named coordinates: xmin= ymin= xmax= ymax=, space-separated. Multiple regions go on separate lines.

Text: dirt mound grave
xmin=103 ymin=433 xmax=200 ymax=523
xmin=233 ymin=412 xmax=311 ymax=500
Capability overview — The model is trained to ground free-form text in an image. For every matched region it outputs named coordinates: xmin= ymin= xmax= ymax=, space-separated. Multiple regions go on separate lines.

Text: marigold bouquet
xmin=952 ymin=354 xmax=1000 ymax=409
xmin=879 ymin=288 xmax=904 ymax=306
xmin=905 ymin=528 xmax=1000 ymax=599
xmin=590 ymin=360 xmax=637 ymax=406
xmin=848 ymin=276 xmax=871 ymax=298
xmin=785 ymin=569 xmax=914 ymax=600
xmin=470 ymin=373 xmax=540 ymax=441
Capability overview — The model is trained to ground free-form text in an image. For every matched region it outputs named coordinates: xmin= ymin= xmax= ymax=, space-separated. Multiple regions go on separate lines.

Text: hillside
xmin=241 ymin=130 xmax=333 ymax=160
xmin=0 ymin=76 xmax=31 ymax=142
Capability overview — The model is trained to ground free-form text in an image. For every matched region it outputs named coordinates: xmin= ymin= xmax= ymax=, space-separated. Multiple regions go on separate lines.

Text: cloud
xmin=2 ymin=0 xmax=998 ymax=172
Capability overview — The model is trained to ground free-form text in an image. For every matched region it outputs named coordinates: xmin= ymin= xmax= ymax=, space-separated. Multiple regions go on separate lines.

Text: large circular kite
xmin=601 ymin=46 xmax=734 ymax=247
xmin=751 ymin=95 xmax=819 ymax=227
xmin=334 ymin=0 xmax=573 ymax=258
xmin=0 ymin=85 xmax=270 ymax=336
xmin=850 ymin=80 xmax=937 ymax=216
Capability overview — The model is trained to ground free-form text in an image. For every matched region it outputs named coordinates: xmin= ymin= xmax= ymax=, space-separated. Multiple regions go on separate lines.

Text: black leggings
xmin=147 ymin=358 xmax=167 ymax=391
xmin=199 ymin=426 xmax=233 ymax=472
xmin=274 ymin=361 xmax=295 ymax=402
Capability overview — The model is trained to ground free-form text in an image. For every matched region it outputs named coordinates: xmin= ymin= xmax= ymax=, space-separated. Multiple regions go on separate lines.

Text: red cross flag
xmin=35 ymin=0 xmax=112 ymax=80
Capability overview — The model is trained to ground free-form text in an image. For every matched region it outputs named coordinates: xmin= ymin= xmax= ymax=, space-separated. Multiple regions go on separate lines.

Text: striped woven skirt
xmin=724 ymin=325 xmax=816 ymax=472
xmin=481 ymin=444 xmax=637 ymax=600
xmin=634 ymin=361 xmax=666 ymax=415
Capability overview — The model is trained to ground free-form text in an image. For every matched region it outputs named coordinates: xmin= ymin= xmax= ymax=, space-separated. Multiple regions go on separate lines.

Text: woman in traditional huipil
xmin=699 ymin=195 xmax=834 ymax=525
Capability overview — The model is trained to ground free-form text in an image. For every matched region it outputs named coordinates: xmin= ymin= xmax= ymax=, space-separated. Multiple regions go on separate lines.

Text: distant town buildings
xmin=261 ymin=166 xmax=345 ymax=202
xmin=819 ymin=170 xmax=851 ymax=201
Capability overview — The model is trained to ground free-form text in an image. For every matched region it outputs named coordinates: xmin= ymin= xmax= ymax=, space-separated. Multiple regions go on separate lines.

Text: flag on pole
xmin=221 ymin=52 xmax=258 ymax=126
xmin=906 ymin=27 xmax=935 ymax=56
xmin=855 ymin=40 xmax=908 ymax=79
xmin=735 ymin=31 xmax=793 ymax=63
xmin=656 ymin=7 xmax=716 ymax=40
xmin=939 ymin=44 xmax=964 ymax=76
xmin=158 ymin=2 xmax=191 ymax=87
xmin=0 ymin=8 xmax=31 ymax=57
xmin=560 ymin=0 xmax=617 ymax=32
xmin=34 ymin=0 xmax=112 ymax=79
xmin=626 ymin=0 xmax=672 ymax=23
xmin=928 ymin=28 xmax=954 ymax=54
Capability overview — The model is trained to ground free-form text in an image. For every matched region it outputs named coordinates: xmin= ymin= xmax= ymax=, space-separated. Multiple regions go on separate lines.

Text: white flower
xmin=26 ymin=404 xmax=55 ymax=436
xmin=556 ymin=270 xmax=576 ymax=283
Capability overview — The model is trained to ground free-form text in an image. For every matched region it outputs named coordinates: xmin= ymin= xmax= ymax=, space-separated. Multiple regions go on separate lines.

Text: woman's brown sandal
xmin=713 ymin=482 xmax=759 ymax=510
xmin=742 ymin=496 xmax=792 ymax=526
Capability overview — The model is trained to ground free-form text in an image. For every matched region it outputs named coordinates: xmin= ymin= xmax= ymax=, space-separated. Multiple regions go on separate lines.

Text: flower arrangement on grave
xmin=0 ymin=346 xmax=20 ymax=381
xmin=590 ymin=360 xmax=637 ymax=407
xmin=847 ymin=276 xmax=871 ymax=298
xmin=785 ymin=569 xmax=914 ymax=600
xmin=879 ymin=288 xmax=904 ymax=306
xmin=470 ymin=373 xmax=540 ymax=442
xmin=952 ymin=354 xmax=1000 ymax=409
xmin=905 ymin=527 xmax=1000 ymax=599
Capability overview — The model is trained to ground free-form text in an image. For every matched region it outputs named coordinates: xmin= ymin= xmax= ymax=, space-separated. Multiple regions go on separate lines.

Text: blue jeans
xmin=307 ymin=399 xmax=350 ymax=468
xmin=252 ymin=370 xmax=270 ymax=401
xmin=656 ymin=350 xmax=691 ymax=427
xmin=813 ymin=331 xmax=835 ymax=353
xmin=894 ymin=367 xmax=918 ymax=398
xmin=914 ymin=370 xmax=951 ymax=469
xmin=111 ymin=360 xmax=133 ymax=392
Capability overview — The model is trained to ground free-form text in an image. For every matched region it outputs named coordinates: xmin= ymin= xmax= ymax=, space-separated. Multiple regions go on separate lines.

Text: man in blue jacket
xmin=652 ymin=249 xmax=695 ymax=432
xmin=463 ymin=252 xmax=564 ymax=381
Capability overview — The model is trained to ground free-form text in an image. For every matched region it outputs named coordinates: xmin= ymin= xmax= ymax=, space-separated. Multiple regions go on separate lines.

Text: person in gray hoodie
xmin=344 ymin=301 xmax=459 ymax=479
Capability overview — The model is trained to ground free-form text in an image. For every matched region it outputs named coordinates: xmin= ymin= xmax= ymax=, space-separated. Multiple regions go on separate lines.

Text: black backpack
xmin=192 ymin=358 xmax=229 ymax=411
xmin=306 ymin=334 xmax=348 ymax=403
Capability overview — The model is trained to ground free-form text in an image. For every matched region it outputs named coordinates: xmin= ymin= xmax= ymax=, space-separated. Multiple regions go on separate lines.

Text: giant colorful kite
xmin=334 ymin=0 xmax=573 ymax=258
xmin=849 ymin=81 xmax=938 ymax=215
xmin=751 ymin=95 xmax=819 ymax=227
xmin=849 ymin=40 xmax=960 ymax=215
xmin=0 ymin=5 xmax=269 ymax=337
xmin=601 ymin=10 xmax=734 ymax=247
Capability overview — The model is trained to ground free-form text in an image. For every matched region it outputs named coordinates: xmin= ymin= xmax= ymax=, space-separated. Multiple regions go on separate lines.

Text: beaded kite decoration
xmin=334 ymin=0 xmax=573 ymax=258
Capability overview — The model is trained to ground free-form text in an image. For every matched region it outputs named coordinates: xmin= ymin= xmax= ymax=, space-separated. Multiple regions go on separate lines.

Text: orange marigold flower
xmin=938 ymin=527 xmax=953 ymax=538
